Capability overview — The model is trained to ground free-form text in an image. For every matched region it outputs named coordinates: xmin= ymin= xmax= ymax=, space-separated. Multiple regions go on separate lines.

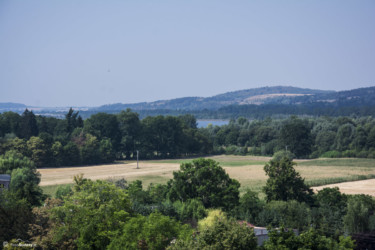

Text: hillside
xmin=2 ymin=86 xmax=375 ymax=119
xmin=0 ymin=102 xmax=27 ymax=112
xmin=94 ymin=86 xmax=334 ymax=111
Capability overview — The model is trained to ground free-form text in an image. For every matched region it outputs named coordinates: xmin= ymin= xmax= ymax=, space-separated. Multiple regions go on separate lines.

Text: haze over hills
xmin=93 ymin=86 xmax=375 ymax=112
xmin=1 ymin=86 xmax=375 ymax=118
xmin=94 ymin=86 xmax=335 ymax=111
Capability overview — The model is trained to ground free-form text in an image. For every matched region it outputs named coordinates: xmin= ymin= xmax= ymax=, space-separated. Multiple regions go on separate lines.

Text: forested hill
xmin=94 ymin=86 xmax=334 ymax=111
xmin=90 ymin=86 xmax=375 ymax=118
xmin=0 ymin=102 xmax=26 ymax=111
xmin=2 ymin=86 xmax=375 ymax=118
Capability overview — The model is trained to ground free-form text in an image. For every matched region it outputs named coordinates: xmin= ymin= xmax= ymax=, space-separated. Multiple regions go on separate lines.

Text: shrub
xmin=320 ymin=150 xmax=342 ymax=158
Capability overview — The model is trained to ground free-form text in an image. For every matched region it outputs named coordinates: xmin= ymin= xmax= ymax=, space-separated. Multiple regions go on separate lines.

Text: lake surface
xmin=197 ymin=120 xmax=229 ymax=128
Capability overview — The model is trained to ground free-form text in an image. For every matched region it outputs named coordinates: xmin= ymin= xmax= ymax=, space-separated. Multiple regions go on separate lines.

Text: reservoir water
xmin=197 ymin=120 xmax=229 ymax=128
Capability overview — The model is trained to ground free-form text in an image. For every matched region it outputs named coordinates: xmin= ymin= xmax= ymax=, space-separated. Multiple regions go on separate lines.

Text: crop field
xmin=39 ymin=155 xmax=375 ymax=197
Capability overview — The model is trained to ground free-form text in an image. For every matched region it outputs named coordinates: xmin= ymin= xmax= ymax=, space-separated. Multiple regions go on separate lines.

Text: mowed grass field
xmin=39 ymin=155 xmax=375 ymax=197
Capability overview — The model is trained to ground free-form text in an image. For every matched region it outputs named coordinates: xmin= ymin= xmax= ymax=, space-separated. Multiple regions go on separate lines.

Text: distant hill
xmin=89 ymin=86 xmax=375 ymax=119
xmin=0 ymin=102 xmax=27 ymax=111
xmin=2 ymin=86 xmax=375 ymax=119
xmin=93 ymin=86 xmax=334 ymax=111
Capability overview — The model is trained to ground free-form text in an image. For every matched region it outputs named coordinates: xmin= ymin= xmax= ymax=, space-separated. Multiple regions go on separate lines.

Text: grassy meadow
xmin=41 ymin=155 xmax=375 ymax=198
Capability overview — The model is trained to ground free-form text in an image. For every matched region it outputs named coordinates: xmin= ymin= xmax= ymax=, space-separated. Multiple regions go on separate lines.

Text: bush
xmin=342 ymin=150 xmax=357 ymax=158
xmin=170 ymin=216 xmax=257 ymax=250
xmin=108 ymin=213 xmax=192 ymax=250
xmin=272 ymin=150 xmax=295 ymax=161
xmin=256 ymin=200 xmax=311 ymax=231
xmin=55 ymin=185 xmax=73 ymax=199
xmin=357 ymin=150 xmax=369 ymax=158
xmin=320 ymin=150 xmax=342 ymax=158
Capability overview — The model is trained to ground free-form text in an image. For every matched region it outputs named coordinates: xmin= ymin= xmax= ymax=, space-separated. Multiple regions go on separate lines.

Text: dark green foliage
xmin=118 ymin=109 xmax=141 ymax=159
xmin=0 ymin=191 xmax=33 ymax=243
xmin=263 ymin=157 xmax=313 ymax=204
xmin=279 ymin=116 xmax=312 ymax=158
xmin=47 ymin=180 xmax=133 ymax=249
xmin=62 ymin=141 xmax=81 ymax=166
xmin=0 ymin=151 xmax=45 ymax=206
xmin=18 ymin=109 xmax=38 ymax=139
xmin=107 ymin=213 xmax=191 ymax=250
xmin=173 ymin=199 xmax=207 ymax=223
xmin=84 ymin=112 xmax=121 ymax=152
xmin=169 ymin=218 xmax=257 ymax=250
xmin=10 ymin=167 xmax=46 ymax=206
xmin=167 ymin=158 xmax=240 ymax=211
xmin=65 ymin=107 xmax=82 ymax=134
xmin=4 ymin=108 xmax=375 ymax=168
xmin=344 ymin=194 xmax=375 ymax=233
xmin=27 ymin=136 xmax=51 ymax=167
xmin=233 ymin=189 xmax=263 ymax=223
xmin=55 ymin=184 xmax=73 ymax=200
xmin=263 ymin=227 xmax=355 ymax=250
xmin=312 ymin=187 xmax=348 ymax=237
xmin=272 ymin=149 xmax=295 ymax=161
xmin=257 ymin=200 xmax=311 ymax=231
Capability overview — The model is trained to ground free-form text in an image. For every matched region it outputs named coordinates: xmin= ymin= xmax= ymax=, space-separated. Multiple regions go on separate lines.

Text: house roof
xmin=0 ymin=174 xmax=11 ymax=181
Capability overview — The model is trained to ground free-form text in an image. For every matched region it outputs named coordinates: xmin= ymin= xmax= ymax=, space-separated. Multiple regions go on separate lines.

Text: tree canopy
xmin=263 ymin=157 xmax=313 ymax=204
xmin=167 ymin=158 xmax=240 ymax=211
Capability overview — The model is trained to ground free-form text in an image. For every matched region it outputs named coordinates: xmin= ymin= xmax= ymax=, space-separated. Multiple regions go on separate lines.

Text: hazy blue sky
xmin=1 ymin=0 xmax=374 ymax=107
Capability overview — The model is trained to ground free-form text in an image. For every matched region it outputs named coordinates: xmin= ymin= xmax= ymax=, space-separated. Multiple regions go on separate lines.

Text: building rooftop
xmin=0 ymin=174 xmax=11 ymax=181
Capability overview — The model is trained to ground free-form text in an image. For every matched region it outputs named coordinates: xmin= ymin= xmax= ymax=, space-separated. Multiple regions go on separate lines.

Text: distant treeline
xmin=66 ymin=103 xmax=375 ymax=119
xmin=202 ymin=115 xmax=375 ymax=159
xmin=0 ymin=109 xmax=211 ymax=167
xmin=1 ymin=109 xmax=375 ymax=168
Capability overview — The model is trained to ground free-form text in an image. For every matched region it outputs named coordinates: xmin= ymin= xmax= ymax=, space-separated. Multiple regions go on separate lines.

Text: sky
xmin=0 ymin=0 xmax=374 ymax=107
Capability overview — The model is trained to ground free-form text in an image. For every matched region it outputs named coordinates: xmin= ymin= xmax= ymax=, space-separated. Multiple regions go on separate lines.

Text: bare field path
xmin=39 ymin=161 xmax=180 ymax=186
xmin=313 ymin=179 xmax=375 ymax=196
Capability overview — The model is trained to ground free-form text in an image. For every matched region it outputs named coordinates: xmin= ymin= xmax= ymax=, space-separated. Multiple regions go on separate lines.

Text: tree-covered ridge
xmin=94 ymin=86 xmax=334 ymax=111
xmin=3 ymin=86 xmax=374 ymax=119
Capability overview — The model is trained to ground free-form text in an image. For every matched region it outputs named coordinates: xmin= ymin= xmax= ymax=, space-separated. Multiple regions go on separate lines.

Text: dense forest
xmin=1 ymin=109 xmax=375 ymax=169
xmin=1 ymin=108 xmax=375 ymax=248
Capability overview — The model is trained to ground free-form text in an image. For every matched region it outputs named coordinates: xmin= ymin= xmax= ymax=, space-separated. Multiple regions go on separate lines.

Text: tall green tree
xmin=46 ymin=180 xmax=133 ymax=249
xmin=84 ymin=113 xmax=121 ymax=153
xmin=19 ymin=109 xmax=39 ymax=139
xmin=27 ymin=136 xmax=50 ymax=167
xmin=313 ymin=187 xmax=348 ymax=237
xmin=65 ymin=108 xmax=81 ymax=134
xmin=117 ymin=109 xmax=141 ymax=159
xmin=344 ymin=194 xmax=375 ymax=233
xmin=263 ymin=157 xmax=313 ymax=204
xmin=279 ymin=116 xmax=312 ymax=158
xmin=167 ymin=158 xmax=240 ymax=211
xmin=0 ymin=151 xmax=45 ymax=206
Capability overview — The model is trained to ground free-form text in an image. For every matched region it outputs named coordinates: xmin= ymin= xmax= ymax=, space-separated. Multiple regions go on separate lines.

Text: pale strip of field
xmin=39 ymin=162 xmax=180 ymax=186
xmin=313 ymin=179 xmax=375 ymax=196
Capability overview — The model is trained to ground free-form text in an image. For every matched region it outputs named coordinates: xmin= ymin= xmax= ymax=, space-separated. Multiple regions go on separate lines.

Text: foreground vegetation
xmin=2 ymin=148 xmax=375 ymax=249
xmin=2 ymin=109 xmax=375 ymax=248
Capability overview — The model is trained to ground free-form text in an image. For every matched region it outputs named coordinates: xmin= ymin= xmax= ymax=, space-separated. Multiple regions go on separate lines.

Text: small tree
xmin=263 ymin=157 xmax=313 ymax=204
